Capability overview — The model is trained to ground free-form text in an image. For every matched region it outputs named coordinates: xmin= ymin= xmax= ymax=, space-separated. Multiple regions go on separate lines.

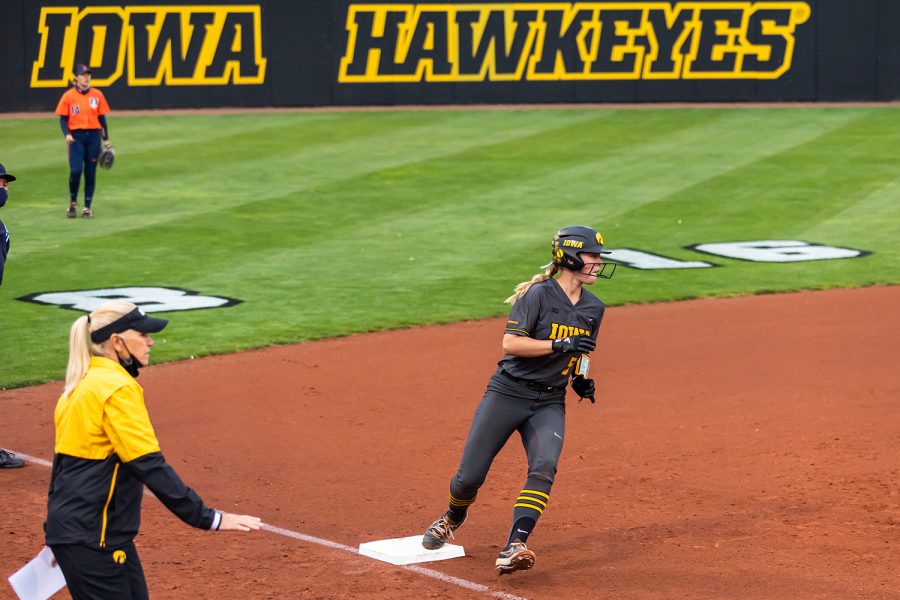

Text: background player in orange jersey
xmin=55 ymin=64 xmax=111 ymax=219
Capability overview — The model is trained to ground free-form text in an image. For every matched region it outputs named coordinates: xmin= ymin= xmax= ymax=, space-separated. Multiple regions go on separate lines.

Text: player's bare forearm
xmin=502 ymin=334 xmax=553 ymax=357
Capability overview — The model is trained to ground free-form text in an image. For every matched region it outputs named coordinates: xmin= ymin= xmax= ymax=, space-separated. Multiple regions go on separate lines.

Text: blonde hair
xmin=505 ymin=263 xmax=559 ymax=304
xmin=64 ymin=300 xmax=137 ymax=397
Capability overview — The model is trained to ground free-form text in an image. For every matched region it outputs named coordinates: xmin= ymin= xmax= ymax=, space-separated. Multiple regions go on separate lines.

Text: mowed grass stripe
xmin=1 ymin=107 xmax=898 ymax=387
xmin=11 ymin=110 xmax=607 ymax=257
xmin=609 ymin=111 xmax=892 ymax=247
xmin=166 ymin=111 xmax=709 ymax=289
xmin=803 ymin=174 xmax=900 ymax=259
xmin=11 ymin=112 xmax=613 ymax=299
xmin=24 ymin=113 xmax=620 ymax=262
xmin=0 ymin=106 xmax=884 ymax=292
xmin=174 ymin=109 xmax=875 ymax=330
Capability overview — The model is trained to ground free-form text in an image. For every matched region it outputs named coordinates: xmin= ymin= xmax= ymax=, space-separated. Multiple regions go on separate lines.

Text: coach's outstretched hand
xmin=571 ymin=375 xmax=596 ymax=403
xmin=219 ymin=513 xmax=263 ymax=532
xmin=551 ymin=335 xmax=596 ymax=354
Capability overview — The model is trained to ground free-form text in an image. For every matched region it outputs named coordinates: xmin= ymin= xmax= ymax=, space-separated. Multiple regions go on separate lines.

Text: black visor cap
xmin=90 ymin=308 xmax=168 ymax=344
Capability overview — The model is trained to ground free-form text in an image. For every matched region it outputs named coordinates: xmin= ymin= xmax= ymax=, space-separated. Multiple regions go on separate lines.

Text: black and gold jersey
xmin=46 ymin=356 xmax=216 ymax=548
xmin=499 ymin=278 xmax=605 ymax=388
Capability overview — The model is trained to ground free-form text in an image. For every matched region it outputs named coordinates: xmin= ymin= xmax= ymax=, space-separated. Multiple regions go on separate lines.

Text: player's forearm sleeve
xmin=59 ymin=117 xmax=70 ymax=136
xmin=99 ymin=115 xmax=108 ymax=140
xmin=125 ymin=451 xmax=216 ymax=530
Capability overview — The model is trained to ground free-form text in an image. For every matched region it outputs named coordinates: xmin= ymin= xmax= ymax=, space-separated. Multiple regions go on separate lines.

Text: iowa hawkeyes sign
xmin=339 ymin=1 xmax=811 ymax=83
xmin=31 ymin=5 xmax=267 ymax=87
xmin=6 ymin=1 xmax=893 ymax=108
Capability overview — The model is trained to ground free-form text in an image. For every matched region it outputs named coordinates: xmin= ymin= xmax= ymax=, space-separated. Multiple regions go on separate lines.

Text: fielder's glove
xmin=571 ymin=375 xmax=596 ymax=403
xmin=551 ymin=335 xmax=596 ymax=354
xmin=98 ymin=142 xmax=115 ymax=170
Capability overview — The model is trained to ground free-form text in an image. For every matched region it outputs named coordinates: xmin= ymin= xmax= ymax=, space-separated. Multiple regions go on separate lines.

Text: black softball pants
xmin=450 ymin=377 xmax=566 ymax=501
xmin=50 ymin=540 xmax=148 ymax=600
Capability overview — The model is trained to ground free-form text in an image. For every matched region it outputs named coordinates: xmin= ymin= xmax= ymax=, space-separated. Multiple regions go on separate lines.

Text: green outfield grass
xmin=1 ymin=106 xmax=898 ymax=388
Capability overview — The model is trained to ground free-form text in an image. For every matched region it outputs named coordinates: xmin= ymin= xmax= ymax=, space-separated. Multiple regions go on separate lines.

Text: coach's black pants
xmin=50 ymin=540 xmax=148 ymax=600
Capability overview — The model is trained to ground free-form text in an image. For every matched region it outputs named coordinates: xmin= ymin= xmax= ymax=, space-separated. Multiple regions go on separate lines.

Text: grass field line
xmin=3 ymin=108 xmax=870 ymax=260
xmin=9 ymin=111 xmax=609 ymax=256
xmin=3 ymin=107 xmax=897 ymax=387
xmin=11 ymin=452 xmax=530 ymax=600
xmin=190 ymin=109 xmax=861 ymax=226
xmin=802 ymin=174 xmax=900 ymax=243
xmin=477 ymin=109 xmax=867 ymax=217
xmin=185 ymin=111 xmax=867 ymax=286
xmin=158 ymin=109 xmax=865 ymax=231
xmin=1 ymin=115 xmax=334 ymax=170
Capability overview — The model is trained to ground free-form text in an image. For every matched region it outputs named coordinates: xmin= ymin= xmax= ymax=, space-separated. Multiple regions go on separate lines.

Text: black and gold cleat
xmin=422 ymin=512 xmax=465 ymax=550
xmin=495 ymin=540 xmax=535 ymax=575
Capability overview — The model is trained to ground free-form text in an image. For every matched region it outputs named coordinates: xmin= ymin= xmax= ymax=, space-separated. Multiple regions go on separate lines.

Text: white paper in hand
xmin=8 ymin=547 xmax=66 ymax=600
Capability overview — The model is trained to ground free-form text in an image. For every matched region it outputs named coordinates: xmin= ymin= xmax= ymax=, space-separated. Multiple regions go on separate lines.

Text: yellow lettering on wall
xmin=31 ymin=5 xmax=267 ymax=87
xmin=338 ymin=1 xmax=810 ymax=83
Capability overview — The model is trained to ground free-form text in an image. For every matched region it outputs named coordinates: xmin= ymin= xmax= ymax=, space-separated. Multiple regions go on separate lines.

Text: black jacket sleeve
xmin=125 ymin=451 xmax=217 ymax=529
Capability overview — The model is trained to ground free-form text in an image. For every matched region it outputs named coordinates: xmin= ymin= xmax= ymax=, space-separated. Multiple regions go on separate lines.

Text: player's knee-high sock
xmin=447 ymin=491 xmax=476 ymax=523
xmin=506 ymin=477 xmax=551 ymax=545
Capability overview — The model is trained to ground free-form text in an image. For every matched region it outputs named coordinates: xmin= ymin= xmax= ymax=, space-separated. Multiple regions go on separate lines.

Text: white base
xmin=358 ymin=535 xmax=465 ymax=566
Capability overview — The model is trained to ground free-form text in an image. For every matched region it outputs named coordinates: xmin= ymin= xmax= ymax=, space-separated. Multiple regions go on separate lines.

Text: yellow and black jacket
xmin=45 ymin=356 xmax=216 ymax=548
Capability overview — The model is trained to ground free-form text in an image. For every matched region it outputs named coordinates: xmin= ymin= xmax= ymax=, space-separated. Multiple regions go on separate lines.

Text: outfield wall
xmin=1 ymin=0 xmax=897 ymax=112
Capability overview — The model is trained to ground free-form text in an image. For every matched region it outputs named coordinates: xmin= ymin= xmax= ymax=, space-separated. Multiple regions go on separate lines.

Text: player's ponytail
xmin=64 ymin=316 xmax=93 ymax=398
xmin=505 ymin=263 xmax=558 ymax=304
xmin=63 ymin=300 xmax=136 ymax=397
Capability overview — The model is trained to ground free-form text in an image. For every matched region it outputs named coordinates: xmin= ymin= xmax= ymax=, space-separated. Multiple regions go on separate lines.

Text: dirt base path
xmin=2 ymin=286 xmax=898 ymax=600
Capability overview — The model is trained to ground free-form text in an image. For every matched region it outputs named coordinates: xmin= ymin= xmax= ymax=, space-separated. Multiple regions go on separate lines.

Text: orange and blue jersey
xmin=55 ymin=87 xmax=110 ymax=131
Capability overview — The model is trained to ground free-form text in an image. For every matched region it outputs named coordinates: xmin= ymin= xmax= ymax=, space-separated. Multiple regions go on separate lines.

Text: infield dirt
xmin=1 ymin=286 xmax=898 ymax=599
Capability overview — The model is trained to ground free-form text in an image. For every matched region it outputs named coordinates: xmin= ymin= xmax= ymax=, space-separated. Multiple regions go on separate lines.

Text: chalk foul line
xmin=15 ymin=452 xmax=528 ymax=600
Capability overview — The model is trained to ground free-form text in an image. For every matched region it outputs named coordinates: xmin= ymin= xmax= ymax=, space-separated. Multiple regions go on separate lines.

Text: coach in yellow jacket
xmin=46 ymin=300 xmax=261 ymax=599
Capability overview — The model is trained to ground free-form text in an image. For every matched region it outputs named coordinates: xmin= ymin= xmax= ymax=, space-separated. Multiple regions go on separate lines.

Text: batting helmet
xmin=551 ymin=225 xmax=612 ymax=271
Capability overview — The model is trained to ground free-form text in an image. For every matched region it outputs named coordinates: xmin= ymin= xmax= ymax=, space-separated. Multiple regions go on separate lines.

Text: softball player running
xmin=55 ymin=64 xmax=110 ymax=219
xmin=422 ymin=225 xmax=615 ymax=574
